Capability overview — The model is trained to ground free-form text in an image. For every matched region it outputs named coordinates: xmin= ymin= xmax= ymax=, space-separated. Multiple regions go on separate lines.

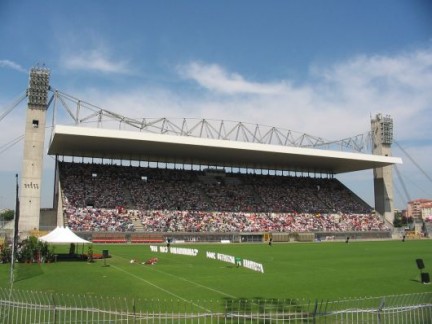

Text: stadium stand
xmin=58 ymin=161 xmax=389 ymax=235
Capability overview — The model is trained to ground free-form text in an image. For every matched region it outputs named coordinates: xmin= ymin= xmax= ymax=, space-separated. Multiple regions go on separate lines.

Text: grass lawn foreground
xmin=0 ymin=240 xmax=430 ymax=304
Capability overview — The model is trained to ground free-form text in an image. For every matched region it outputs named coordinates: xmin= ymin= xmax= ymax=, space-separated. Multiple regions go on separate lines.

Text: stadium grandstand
xmin=58 ymin=160 xmax=387 ymax=237
xmin=10 ymin=67 xmax=403 ymax=243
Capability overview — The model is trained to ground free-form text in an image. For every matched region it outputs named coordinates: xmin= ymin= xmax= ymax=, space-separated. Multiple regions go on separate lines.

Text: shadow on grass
xmin=14 ymin=263 xmax=44 ymax=282
xmin=221 ymin=297 xmax=309 ymax=323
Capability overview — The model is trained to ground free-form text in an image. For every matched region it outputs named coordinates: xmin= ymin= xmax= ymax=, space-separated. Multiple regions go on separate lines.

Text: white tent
xmin=38 ymin=226 xmax=90 ymax=244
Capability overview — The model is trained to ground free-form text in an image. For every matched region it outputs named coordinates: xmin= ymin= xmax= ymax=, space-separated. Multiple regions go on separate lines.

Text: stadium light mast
xmin=371 ymin=113 xmax=395 ymax=225
xmin=18 ymin=67 xmax=50 ymax=234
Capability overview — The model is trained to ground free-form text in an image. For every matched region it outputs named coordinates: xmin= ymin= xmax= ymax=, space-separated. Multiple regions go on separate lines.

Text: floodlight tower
xmin=371 ymin=113 xmax=395 ymax=224
xmin=18 ymin=67 xmax=50 ymax=233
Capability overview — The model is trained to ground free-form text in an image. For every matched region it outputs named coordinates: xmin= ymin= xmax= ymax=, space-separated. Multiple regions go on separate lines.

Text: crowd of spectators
xmin=59 ymin=162 xmax=386 ymax=233
xmin=139 ymin=210 xmax=388 ymax=232
xmin=64 ymin=206 xmax=134 ymax=232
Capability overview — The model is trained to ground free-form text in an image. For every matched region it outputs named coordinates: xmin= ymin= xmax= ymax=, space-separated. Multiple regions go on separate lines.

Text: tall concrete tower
xmin=371 ymin=113 xmax=395 ymax=224
xmin=19 ymin=67 xmax=50 ymax=233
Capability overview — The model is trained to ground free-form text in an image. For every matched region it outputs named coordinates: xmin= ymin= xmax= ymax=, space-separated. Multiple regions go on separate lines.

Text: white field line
xmin=113 ymin=254 xmax=237 ymax=299
xmin=145 ymin=265 xmax=237 ymax=299
xmin=109 ymin=264 xmax=211 ymax=312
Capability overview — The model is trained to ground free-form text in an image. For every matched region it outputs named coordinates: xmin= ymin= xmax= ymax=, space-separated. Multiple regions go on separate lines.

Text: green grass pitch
xmin=1 ymin=240 xmax=431 ymax=303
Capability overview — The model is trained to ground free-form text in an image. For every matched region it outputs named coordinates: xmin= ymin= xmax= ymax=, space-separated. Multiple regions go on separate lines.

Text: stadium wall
xmin=39 ymin=208 xmax=57 ymax=230
xmin=73 ymin=230 xmax=391 ymax=244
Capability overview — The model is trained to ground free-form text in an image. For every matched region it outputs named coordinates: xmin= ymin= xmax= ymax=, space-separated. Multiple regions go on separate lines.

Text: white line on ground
xmin=113 ymin=254 xmax=237 ymax=299
xmin=146 ymin=265 xmax=237 ymax=299
xmin=109 ymin=264 xmax=211 ymax=312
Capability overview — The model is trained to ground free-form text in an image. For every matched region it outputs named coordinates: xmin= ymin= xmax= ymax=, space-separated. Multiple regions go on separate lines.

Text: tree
xmin=0 ymin=209 xmax=14 ymax=222
xmin=393 ymin=210 xmax=413 ymax=228
xmin=393 ymin=210 xmax=403 ymax=227
xmin=17 ymin=236 xmax=55 ymax=263
xmin=0 ymin=244 xmax=12 ymax=263
xmin=87 ymin=245 xmax=94 ymax=263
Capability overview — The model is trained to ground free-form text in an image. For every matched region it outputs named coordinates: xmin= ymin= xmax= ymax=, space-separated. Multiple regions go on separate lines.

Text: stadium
xmin=0 ymin=67 xmax=431 ymax=323
xmin=18 ymin=67 xmax=401 ymax=239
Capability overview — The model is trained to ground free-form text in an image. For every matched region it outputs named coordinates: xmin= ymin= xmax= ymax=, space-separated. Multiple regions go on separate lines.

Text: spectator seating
xmin=58 ymin=161 xmax=387 ymax=233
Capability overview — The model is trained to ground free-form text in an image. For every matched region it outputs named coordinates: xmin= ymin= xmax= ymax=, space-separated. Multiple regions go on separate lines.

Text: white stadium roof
xmin=48 ymin=125 xmax=402 ymax=174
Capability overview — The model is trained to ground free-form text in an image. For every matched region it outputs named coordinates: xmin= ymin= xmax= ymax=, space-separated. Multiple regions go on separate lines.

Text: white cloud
xmin=174 ymin=48 xmax=432 ymax=142
xmin=56 ymin=47 xmax=432 ymax=144
xmin=0 ymin=59 xmax=26 ymax=73
xmin=51 ymin=46 xmax=432 ymax=146
xmin=62 ymin=49 xmax=131 ymax=74
xmin=309 ymin=48 xmax=432 ymax=140
xmin=177 ymin=62 xmax=287 ymax=95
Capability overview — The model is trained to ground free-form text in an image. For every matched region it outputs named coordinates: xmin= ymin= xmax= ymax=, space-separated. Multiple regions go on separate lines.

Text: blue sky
xmin=0 ymin=0 xmax=431 ymax=211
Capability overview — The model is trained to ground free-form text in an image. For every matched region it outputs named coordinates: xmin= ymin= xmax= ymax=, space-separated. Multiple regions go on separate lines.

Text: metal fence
xmin=0 ymin=288 xmax=431 ymax=323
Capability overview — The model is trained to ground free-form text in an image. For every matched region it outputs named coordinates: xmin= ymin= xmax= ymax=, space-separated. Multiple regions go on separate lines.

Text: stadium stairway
xmin=132 ymin=218 xmax=144 ymax=232
xmin=122 ymin=188 xmax=134 ymax=209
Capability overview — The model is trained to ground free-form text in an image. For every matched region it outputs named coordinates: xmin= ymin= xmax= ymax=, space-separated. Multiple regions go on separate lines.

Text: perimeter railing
xmin=0 ymin=288 xmax=431 ymax=323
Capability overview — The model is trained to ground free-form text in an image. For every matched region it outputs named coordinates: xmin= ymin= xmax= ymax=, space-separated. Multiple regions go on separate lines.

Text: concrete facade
xmin=18 ymin=68 xmax=50 ymax=233
xmin=371 ymin=114 xmax=395 ymax=224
